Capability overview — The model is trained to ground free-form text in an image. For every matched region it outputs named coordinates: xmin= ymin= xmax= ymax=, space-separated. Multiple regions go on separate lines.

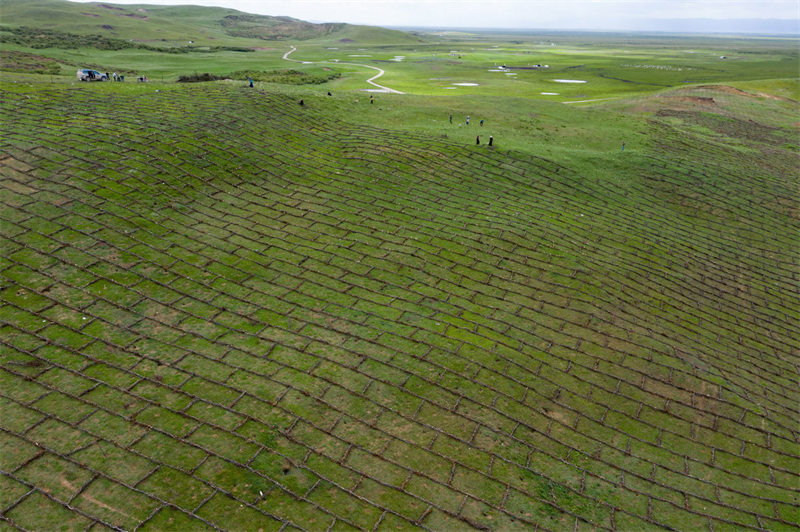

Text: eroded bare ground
xmin=1 ymin=83 xmax=798 ymax=531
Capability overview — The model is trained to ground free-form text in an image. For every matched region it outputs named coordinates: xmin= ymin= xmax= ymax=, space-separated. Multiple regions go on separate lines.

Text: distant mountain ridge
xmin=0 ymin=0 xmax=422 ymax=45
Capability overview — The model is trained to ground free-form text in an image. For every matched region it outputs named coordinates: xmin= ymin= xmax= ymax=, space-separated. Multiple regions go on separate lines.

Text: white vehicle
xmin=77 ymin=69 xmax=108 ymax=81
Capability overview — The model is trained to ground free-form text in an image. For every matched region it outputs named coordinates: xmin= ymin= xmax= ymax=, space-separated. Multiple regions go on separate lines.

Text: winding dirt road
xmin=283 ymin=46 xmax=404 ymax=94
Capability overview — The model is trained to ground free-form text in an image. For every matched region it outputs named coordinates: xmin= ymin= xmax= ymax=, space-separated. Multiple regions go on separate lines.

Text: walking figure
xmin=466 ymin=115 xmax=470 ymax=125
xmin=480 ymin=119 xmax=484 ymax=127
xmin=489 ymin=136 xmax=493 ymax=146
xmin=370 ymin=95 xmax=374 ymax=104
xmin=248 ymin=78 xmax=253 ymax=87
xmin=476 ymin=135 xmax=480 ymax=145
xmin=621 ymin=141 xmax=626 ymax=151
xmin=299 ymin=99 xmax=304 ymax=106
xmin=449 ymin=114 xmax=453 ymax=124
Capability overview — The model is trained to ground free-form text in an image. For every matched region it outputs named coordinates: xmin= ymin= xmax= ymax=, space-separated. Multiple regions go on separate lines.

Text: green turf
xmin=1 ymin=3 xmax=799 ymax=531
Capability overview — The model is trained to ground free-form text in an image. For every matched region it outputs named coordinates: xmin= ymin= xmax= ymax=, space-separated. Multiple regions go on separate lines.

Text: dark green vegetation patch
xmin=0 ymin=26 xmax=253 ymax=53
xmin=0 ymin=50 xmax=62 ymax=75
xmin=178 ymin=69 xmax=341 ymax=85
xmin=1 ymin=79 xmax=797 ymax=530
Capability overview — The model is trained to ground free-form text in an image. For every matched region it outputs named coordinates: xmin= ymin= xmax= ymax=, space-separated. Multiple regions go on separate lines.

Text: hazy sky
xmin=67 ymin=0 xmax=799 ymax=31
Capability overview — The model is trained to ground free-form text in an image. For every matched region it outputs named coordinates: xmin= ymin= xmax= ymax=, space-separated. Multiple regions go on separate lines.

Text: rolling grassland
xmin=1 ymin=77 xmax=798 ymax=531
xmin=0 ymin=0 xmax=420 ymax=47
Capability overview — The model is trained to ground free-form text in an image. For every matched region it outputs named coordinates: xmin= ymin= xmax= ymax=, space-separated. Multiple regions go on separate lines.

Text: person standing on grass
xmin=489 ymin=136 xmax=493 ymax=146
xmin=466 ymin=115 xmax=470 ymax=125
xmin=449 ymin=114 xmax=453 ymax=124
xmin=248 ymin=77 xmax=253 ymax=87
xmin=476 ymin=135 xmax=480 ymax=145
xmin=370 ymin=95 xmax=374 ymax=104
xmin=480 ymin=119 xmax=484 ymax=127
xmin=622 ymin=141 xmax=626 ymax=151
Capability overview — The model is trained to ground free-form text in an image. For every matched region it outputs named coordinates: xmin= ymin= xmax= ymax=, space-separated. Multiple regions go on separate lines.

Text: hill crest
xmin=0 ymin=0 xmax=421 ymax=45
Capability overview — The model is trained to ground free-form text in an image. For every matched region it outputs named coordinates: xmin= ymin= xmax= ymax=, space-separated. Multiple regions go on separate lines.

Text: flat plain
xmin=1 ymin=2 xmax=799 ymax=530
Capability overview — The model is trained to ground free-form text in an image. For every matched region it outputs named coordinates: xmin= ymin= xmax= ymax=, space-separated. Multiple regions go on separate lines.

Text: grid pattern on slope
xmin=1 ymin=84 xmax=798 ymax=531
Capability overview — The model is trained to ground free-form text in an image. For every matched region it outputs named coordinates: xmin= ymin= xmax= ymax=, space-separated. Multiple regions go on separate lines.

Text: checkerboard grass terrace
xmin=1 ymin=83 xmax=798 ymax=531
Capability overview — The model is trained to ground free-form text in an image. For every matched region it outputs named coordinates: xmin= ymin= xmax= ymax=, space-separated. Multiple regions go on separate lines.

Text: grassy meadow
xmin=1 ymin=1 xmax=799 ymax=530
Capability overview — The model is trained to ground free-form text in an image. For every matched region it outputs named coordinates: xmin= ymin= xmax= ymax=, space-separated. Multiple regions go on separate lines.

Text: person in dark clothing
xmin=449 ymin=114 xmax=453 ymax=124
xmin=489 ymin=136 xmax=493 ymax=146
xmin=248 ymin=78 xmax=253 ymax=87
xmin=476 ymin=136 xmax=480 ymax=145
xmin=299 ymin=99 xmax=304 ymax=106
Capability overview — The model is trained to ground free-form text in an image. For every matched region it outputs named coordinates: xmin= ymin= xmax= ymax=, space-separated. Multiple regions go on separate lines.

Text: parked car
xmin=77 ymin=69 xmax=108 ymax=81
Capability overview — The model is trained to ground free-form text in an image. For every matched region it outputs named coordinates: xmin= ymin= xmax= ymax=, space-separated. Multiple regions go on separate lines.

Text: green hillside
xmin=0 ymin=1 xmax=798 ymax=529
xmin=1 ymin=76 xmax=798 ymax=530
xmin=0 ymin=0 xmax=421 ymax=46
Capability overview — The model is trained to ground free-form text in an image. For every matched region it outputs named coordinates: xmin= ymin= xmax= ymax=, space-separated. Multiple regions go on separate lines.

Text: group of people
xmin=450 ymin=114 xmax=494 ymax=147
xmin=451 ymin=114 xmax=484 ymax=127
xmin=253 ymin=83 xmax=498 ymax=148
xmin=101 ymin=72 xmax=149 ymax=82
xmin=108 ymin=73 xmax=147 ymax=82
